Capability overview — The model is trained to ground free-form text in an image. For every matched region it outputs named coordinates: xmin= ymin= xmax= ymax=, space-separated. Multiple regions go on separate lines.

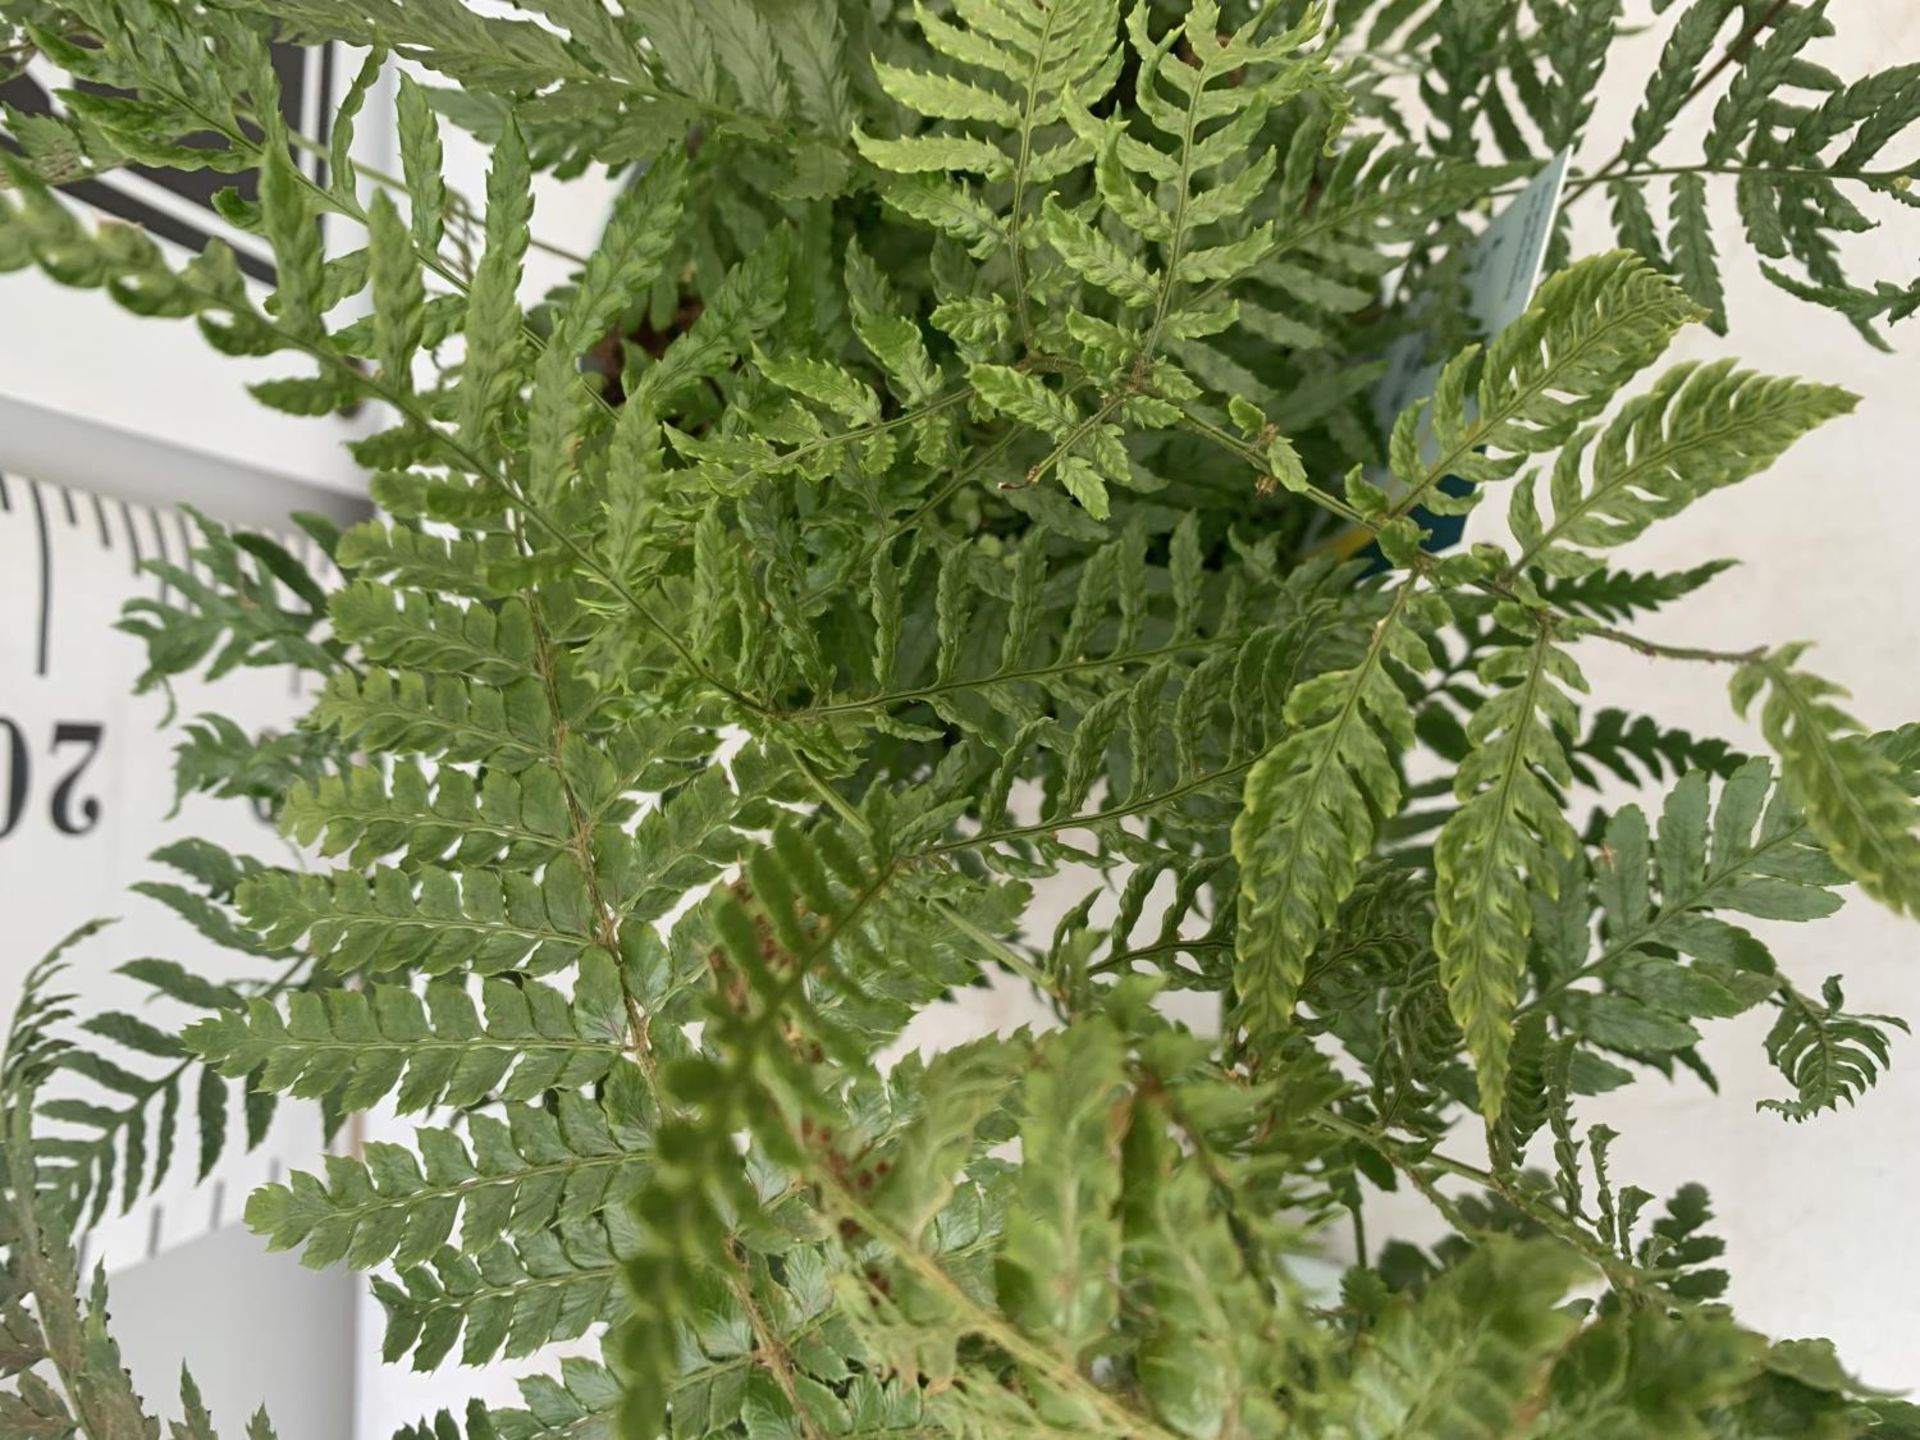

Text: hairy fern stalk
xmin=4 ymin=0 xmax=1920 ymax=1435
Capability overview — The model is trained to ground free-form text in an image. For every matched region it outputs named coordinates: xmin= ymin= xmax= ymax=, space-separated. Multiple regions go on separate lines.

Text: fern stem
xmin=1012 ymin=390 xmax=1128 ymax=493
xmin=1583 ymin=625 xmax=1766 ymax=667
xmin=1595 ymin=160 xmax=1915 ymax=188
xmin=277 ymin=123 xmax=593 ymax=266
xmin=1565 ymin=0 xmax=1795 ymax=207
xmin=784 ymin=631 xmax=1242 ymax=720
xmin=939 ymin=900 xmax=1061 ymax=1009
xmin=725 ymin=1248 xmax=827 ymax=1440
xmin=1091 ymin=935 xmax=1233 ymax=974
xmin=818 ymin=1171 xmax=1190 ymax=1440
xmin=1140 ymin=43 xmax=1210 ymax=363
xmin=789 ymin=750 xmax=1059 ymax=1005
xmin=1177 ymin=407 xmax=1370 ymax=524
xmin=1517 ymin=814 xmax=1814 ymax=1023
xmin=927 ymin=754 xmax=1256 ymax=858
xmin=523 ymin=584 xmax=627 ymax=969
xmin=793 ymin=427 xmax=1022 ymax=612
xmin=1003 ymin=0 xmax=1067 ymax=346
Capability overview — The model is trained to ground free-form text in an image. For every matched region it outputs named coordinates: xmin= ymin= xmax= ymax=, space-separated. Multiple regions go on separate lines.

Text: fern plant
xmin=4 ymin=0 xmax=1920 ymax=1436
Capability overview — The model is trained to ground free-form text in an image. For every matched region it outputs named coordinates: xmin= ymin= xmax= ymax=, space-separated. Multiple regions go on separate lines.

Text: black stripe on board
xmin=149 ymin=507 xmax=172 ymax=605
xmin=0 ymin=475 xmax=11 ymax=512
xmin=0 ymin=71 xmax=278 ymax=283
xmin=60 ymin=486 xmax=77 ymax=526
xmin=66 ymin=175 xmax=276 ymax=284
xmin=29 ymin=480 xmax=52 ymax=677
xmin=90 ymin=492 xmax=111 ymax=549
xmin=174 ymin=509 xmax=196 ymax=580
xmin=118 ymin=498 xmax=143 ymax=576
xmin=313 ymin=43 xmax=338 ymax=189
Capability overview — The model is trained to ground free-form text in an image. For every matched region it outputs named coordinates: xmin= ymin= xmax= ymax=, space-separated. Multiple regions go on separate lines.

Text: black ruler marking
xmin=148 ymin=507 xmax=172 ymax=605
xmin=90 ymin=492 xmax=111 ymax=550
xmin=29 ymin=479 xmax=52 ymax=677
xmin=60 ymin=486 xmax=77 ymax=527
xmin=173 ymin=508 xmax=197 ymax=582
xmin=117 ymin=498 xmax=142 ymax=576
xmin=312 ymin=44 xmax=338 ymax=189
xmin=0 ymin=474 xmax=11 ymax=512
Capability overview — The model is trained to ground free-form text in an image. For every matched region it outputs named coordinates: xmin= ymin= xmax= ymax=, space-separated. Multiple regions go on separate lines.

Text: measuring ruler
xmin=0 ymin=464 xmax=362 ymax=1271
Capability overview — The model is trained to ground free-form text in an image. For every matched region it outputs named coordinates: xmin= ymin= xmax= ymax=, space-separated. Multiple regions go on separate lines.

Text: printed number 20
xmin=0 ymin=718 xmax=105 ymax=839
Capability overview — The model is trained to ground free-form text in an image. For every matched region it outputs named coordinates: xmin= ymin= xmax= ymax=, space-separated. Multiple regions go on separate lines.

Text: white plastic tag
xmin=1372 ymin=148 xmax=1572 ymax=438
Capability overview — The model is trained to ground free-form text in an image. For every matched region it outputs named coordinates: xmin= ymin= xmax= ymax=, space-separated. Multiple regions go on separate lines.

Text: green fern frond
xmin=236 ymin=862 xmax=603 ymax=978
xmin=333 ymin=522 xmax=512 ymax=600
xmin=3 ymin=926 xmax=274 ymax=1440
xmin=1120 ymin=1083 xmax=1295 ymax=1437
xmin=619 ymin=808 xmax=1037 ymax=1425
xmin=619 ymin=817 xmax=916 ymax=1436
xmin=1435 ymin=613 xmax=1587 ymax=1120
xmin=1759 ymin=977 xmax=1907 ymax=1122
xmin=1601 ymin=0 xmax=1920 ymax=342
xmin=1532 ymin=0 xmax=1620 ymax=152
xmin=282 ymin=761 xmax=574 ymax=870
xmin=1233 ymin=580 xmax=1442 ymax=1045
xmin=1508 ymin=360 xmax=1857 ymax=576
xmin=185 ymin=954 xmax=629 ymax=1114
xmin=27 ymin=851 xmax=301 ymax=1227
xmin=1528 ymin=759 xmax=1850 ymax=1086
xmin=1565 ymin=706 xmax=1744 ymax=789
xmin=996 ymin=1019 xmax=1128 ymax=1353
xmin=115 ymin=509 xmax=343 ymax=701
xmin=247 ymin=1068 xmax=652 ymax=1271
xmin=392 ymin=1352 xmax=624 ymax=1440
xmin=7 ymin=1 xmax=1920 ymax=1432
xmin=375 ymin=1218 xmax=624 ymax=1370
xmin=1734 ymin=650 xmax=1920 ymax=917
xmin=857 ymin=0 xmax=1122 ymax=316
xmin=1325 ymin=1236 xmax=1586 ymax=1437
xmin=827 ymin=1010 xmax=1312 ymax=1440
xmin=1537 ymin=559 xmax=1735 ymax=623
xmin=1638 ymin=1182 xmax=1729 ymax=1301
xmin=1385 ymin=252 xmax=1702 ymax=524
xmin=311 ymin=669 xmax=553 ymax=771
xmin=1418 ymin=0 xmax=1508 ymax=160
xmin=329 ymin=586 xmax=540 ymax=685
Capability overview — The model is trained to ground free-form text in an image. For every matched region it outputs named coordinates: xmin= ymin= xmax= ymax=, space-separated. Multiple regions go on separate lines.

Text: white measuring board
xmin=0 ymin=467 xmax=353 ymax=1271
